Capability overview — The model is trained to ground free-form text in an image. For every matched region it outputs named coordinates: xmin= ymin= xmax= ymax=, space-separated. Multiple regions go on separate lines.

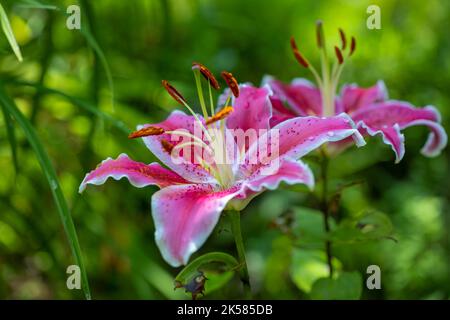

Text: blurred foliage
xmin=0 ymin=0 xmax=449 ymax=299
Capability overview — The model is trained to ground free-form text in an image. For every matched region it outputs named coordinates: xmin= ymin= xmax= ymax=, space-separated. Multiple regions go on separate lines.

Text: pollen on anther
xmin=221 ymin=71 xmax=239 ymax=98
xmin=334 ymin=46 xmax=344 ymax=64
xmin=162 ymin=80 xmax=187 ymax=105
xmin=192 ymin=62 xmax=220 ymax=90
xmin=349 ymin=37 xmax=356 ymax=56
xmin=290 ymin=37 xmax=309 ymax=68
xmin=338 ymin=28 xmax=347 ymax=50
xmin=161 ymin=139 xmax=174 ymax=153
xmin=128 ymin=126 xmax=165 ymax=139
xmin=205 ymin=106 xmax=234 ymax=125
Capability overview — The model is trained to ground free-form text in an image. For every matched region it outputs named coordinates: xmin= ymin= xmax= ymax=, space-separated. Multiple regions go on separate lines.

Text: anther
xmin=162 ymin=80 xmax=187 ymax=105
xmin=349 ymin=37 xmax=356 ymax=56
xmin=338 ymin=28 xmax=346 ymax=50
xmin=205 ymin=106 xmax=233 ymax=125
xmin=316 ymin=20 xmax=324 ymax=49
xmin=334 ymin=46 xmax=344 ymax=64
xmin=161 ymin=139 xmax=174 ymax=153
xmin=128 ymin=126 xmax=165 ymax=139
xmin=192 ymin=62 xmax=220 ymax=90
xmin=221 ymin=71 xmax=239 ymax=98
xmin=290 ymin=37 xmax=309 ymax=68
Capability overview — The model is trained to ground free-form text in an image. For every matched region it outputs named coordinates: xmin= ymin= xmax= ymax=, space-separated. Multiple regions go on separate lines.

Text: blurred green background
xmin=0 ymin=0 xmax=448 ymax=299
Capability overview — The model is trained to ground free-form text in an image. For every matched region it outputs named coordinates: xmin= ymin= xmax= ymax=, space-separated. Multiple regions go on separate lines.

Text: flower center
xmin=290 ymin=21 xmax=356 ymax=116
xmin=129 ymin=63 xmax=240 ymax=190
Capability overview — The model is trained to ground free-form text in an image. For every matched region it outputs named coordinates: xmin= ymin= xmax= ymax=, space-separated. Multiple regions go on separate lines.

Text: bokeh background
xmin=0 ymin=0 xmax=448 ymax=299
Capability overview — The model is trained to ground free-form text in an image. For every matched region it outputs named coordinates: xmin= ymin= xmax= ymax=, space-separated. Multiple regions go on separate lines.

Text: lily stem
xmin=320 ymin=148 xmax=333 ymax=278
xmin=228 ymin=210 xmax=251 ymax=298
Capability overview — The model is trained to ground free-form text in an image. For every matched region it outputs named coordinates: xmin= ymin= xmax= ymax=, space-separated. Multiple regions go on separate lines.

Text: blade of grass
xmin=16 ymin=0 xmax=60 ymax=10
xmin=0 ymin=83 xmax=91 ymax=299
xmin=79 ymin=0 xmax=114 ymax=111
xmin=9 ymin=79 xmax=129 ymax=133
xmin=0 ymin=102 xmax=18 ymax=173
xmin=0 ymin=2 xmax=23 ymax=61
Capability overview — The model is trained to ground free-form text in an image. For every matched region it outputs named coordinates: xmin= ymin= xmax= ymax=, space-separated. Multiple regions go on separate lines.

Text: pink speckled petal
xmin=264 ymin=76 xmax=322 ymax=116
xmin=139 ymin=110 xmax=216 ymax=184
xmin=241 ymin=113 xmax=365 ymax=175
xmin=152 ymin=183 xmax=241 ymax=267
xmin=79 ymin=153 xmax=187 ymax=193
xmin=244 ymin=158 xmax=314 ymax=195
xmin=352 ymin=101 xmax=447 ymax=162
xmin=225 ymin=84 xmax=273 ymax=132
xmin=341 ymin=81 xmax=387 ymax=113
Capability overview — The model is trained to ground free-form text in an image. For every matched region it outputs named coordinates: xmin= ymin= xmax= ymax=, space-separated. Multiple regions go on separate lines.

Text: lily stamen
xmin=205 ymin=106 xmax=234 ymax=125
xmin=128 ymin=126 xmax=165 ymax=139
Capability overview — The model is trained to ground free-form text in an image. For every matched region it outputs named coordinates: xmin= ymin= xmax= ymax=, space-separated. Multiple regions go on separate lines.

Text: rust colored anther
xmin=161 ymin=139 xmax=174 ymax=153
xmin=290 ymin=36 xmax=309 ymax=68
xmin=338 ymin=28 xmax=347 ymax=50
xmin=221 ymin=71 xmax=239 ymax=98
xmin=128 ymin=126 xmax=165 ymax=139
xmin=192 ymin=62 xmax=220 ymax=90
xmin=334 ymin=46 xmax=344 ymax=65
xmin=162 ymin=80 xmax=187 ymax=105
xmin=205 ymin=106 xmax=234 ymax=125
xmin=349 ymin=37 xmax=356 ymax=56
xmin=316 ymin=20 xmax=324 ymax=48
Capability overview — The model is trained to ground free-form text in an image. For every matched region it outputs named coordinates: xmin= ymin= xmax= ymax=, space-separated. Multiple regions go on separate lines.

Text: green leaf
xmin=0 ymin=85 xmax=91 ymax=299
xmin=16 ymin=0 xmax=60 ymax=10
xmin=290 ymin=248 xmax=342 ymax=293
xmin=10 ymin=79 xmax=129 ymax=134
xmin=0 ymin=102 xmax=18 ymax=173
xmin=80 ymin=25 xmax=115 ymax=110
xmin=310 ymin=271 xmax=362 ymax=300
xmin=175 ymin=252 xmax=238 ymax=284
xmin=0 ymin=3 xmax=23 ymax=61
xmin=331 ymin=210 xmax=395 ymax=244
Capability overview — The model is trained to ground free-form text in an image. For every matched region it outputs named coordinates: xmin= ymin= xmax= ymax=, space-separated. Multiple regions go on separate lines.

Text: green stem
xmin=320 ymin=149 xmax=333 ymax=278
xmin=228 ymin=210 xmax=251 ymax=298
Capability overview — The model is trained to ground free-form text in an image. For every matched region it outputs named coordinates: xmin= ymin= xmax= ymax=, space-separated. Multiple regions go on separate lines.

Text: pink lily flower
xmin=79 ymin=63 xmax=365 ymax=267
xmin=264 ymin=22 xmax=447 ymax=163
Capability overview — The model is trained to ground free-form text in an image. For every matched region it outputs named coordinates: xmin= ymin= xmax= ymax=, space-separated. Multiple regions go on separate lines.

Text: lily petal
xmin=79 ymin=153 xmax=187 ymax=193
xmin=139 ymin=110 xmax=216 ymax=184
xmin=341 ymin=80 xmax=388 ymax=114
xmin=264 ymin=76 xmax=322 ymax=116
xmin=244 ymin=158 xmax=314 ymax=194
xmin=242 ymin=113 xmax=365 ymax=175
xmin=225 ymin=84 xmax=273 ymax=133
xmin=152 ymin=183 xmax=241 ymax=267
xmin=352 ymin=101 xmax=447 ymax=162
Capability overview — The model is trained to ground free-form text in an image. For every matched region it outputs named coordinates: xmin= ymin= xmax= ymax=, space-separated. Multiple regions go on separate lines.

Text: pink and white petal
xmin=151 ymin=183 xmax=242 ymax=267
xmin=340 ymin=80 xmax=388 ymax=113
xmin=226 ymin=84 xmax=273 ymax=132
xmin=352 ymin=102 xmax=447 ymax=161
xmin=241 ymin=113 xmax=365 ymax=175
xmin=244 ymin=158 xmax=314 ymax=194
xmin=79 ymin=153 xmax=187 ymax=193
xmin=139 ymin=110 xmax=216 ymax=184
xmin=358 ymin=122 xmax=405 ymax=163
xmin=264 ymin=76 xmax=322 ymax=116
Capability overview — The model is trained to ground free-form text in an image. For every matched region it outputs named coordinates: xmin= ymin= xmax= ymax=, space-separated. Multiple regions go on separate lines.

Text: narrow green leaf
xmin=0 ymin=3 xmax=23 ymax=61
xmin=80 ymin=26 xmax=115 ymax=110
xmin=175 ymin=252 xmax=239 ymax=284
xmin=10 ymin=79 xmax=129 ymax=133
xmin=16 ymin=0 xmax=60 ymax=10
xmin=0 ymin=102 xmax=18 ymax=173
xmin=0 ymin=84 xmax=91 ymax=299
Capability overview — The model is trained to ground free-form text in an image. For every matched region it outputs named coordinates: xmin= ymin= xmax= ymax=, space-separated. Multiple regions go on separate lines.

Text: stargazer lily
xmin=264 ymin=21 xmax=447 ymax=162
xmin=79 ymin=63 xmax=365 ymax=267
